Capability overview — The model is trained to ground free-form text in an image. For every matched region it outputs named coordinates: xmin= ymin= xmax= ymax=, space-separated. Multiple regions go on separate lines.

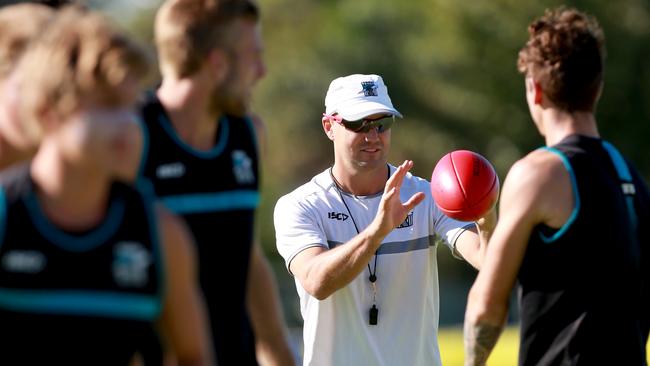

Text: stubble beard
xmin=209 ymin=57 xmax=249 ymax=118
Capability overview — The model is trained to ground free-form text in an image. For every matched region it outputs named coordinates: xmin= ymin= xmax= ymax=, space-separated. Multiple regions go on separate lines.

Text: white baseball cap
xmin=324 ymin=74 xmax=403 ymax=121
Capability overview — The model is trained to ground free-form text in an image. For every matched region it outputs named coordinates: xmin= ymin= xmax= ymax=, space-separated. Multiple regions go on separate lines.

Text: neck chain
xmin=329 ymin=165 xmax=390 ymax=325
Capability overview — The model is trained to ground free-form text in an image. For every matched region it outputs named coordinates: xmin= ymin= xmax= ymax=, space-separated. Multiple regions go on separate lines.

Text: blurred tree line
xmin=11 ymin=0 xmax=647 ymax=326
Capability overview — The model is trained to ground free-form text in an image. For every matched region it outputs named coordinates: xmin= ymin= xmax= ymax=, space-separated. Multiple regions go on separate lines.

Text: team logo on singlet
xmin=232 ymin=150 xmax=254 ymax=184
xmin=1 ymin=250 xmax=46 ymax=274
xmin=156 ymin=162 xmax=186 ymax=179
xmin=112 ymin=242 xmax=152 ymax=288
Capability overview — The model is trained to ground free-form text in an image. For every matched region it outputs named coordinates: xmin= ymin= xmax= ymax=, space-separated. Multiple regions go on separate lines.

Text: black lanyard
xmin=329 ymin=166 xmax=389 ymax=325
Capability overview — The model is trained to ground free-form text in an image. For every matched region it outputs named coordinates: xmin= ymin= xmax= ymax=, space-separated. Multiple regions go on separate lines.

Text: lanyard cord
xmin=329 ymin=166 xmax=389 ymax=325
xmin=329 ymin=168 xmax=379 ymax=282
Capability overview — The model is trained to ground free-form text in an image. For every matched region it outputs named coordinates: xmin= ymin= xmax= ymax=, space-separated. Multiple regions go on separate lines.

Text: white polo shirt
xmin=274 ymin=165 xmax=471 ymax=366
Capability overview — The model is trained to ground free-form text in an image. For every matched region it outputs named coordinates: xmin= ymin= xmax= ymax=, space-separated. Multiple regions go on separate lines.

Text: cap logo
xmin=360 ymin=81 xmax=378 ymax=97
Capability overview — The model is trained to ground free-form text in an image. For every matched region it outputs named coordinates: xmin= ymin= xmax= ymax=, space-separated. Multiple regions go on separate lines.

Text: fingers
xmin=476 ymin=205 xmax=498 ymax=230
xmin=385 ymin=160 xmax=413 ymax=194
xmin=383 ymin=187 xmax=397 ymax=201
xmin=403 ymin=192 xmax=425 ymax=211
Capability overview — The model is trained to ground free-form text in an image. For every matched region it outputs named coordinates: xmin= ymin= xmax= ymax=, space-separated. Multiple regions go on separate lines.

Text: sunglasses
xmin=326 ymin=114 xmax=395 ymax=133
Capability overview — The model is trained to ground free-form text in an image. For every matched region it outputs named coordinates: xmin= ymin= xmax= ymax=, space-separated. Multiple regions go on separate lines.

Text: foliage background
xmin=34 ymin=0 xmax=649 ymax=363
xmin=244 ymin=0 xmax=649 ymax=328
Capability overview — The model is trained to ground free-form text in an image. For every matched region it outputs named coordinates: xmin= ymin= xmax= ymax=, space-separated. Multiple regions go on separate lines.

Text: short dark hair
xmin=517 ymin=7 xmax=605 ymax=112
xmin=212 ymin=0 xmax=260 ymax=50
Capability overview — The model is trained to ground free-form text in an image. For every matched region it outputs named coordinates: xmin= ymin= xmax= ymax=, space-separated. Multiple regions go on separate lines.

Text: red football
xmin=430 ymin=150 xmax=499 ymax=221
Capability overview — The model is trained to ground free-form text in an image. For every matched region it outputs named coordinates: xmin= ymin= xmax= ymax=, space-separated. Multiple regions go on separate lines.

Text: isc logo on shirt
xmin=328 ymin=212 xmax=349 ymax=221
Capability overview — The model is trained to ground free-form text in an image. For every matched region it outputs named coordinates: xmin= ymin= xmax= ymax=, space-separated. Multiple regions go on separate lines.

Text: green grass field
xmin=439 ymin=326 xmax=650 ymax=366
xmin=439 ymin=326 xmax=519 ymax=366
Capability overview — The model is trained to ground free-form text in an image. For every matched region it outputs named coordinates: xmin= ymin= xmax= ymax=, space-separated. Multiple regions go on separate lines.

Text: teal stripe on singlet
xmin=23 ymin=192 xmax=126 ymax=252
xmin=158 ymin=113 xmax=230 ymax=159
xmin=0 ymin=288 xmax=160 ymax=320
xmin=601 ymin=141 xmax=638 ymax=232
xmin=243 ymin=116 xmax=259 ymax=154
xmin=160 ymin=190 xmax=260 ymax=214
xmin=136 ymin=180 xmax=165 ymax=317
xmin=539 ymin=147 xmax=581 ymax=243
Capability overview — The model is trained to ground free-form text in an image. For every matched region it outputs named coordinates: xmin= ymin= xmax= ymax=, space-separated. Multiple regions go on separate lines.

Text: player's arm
xmin=246 ymin=243 xmax=296 ymax=366
xmin=156 ymin=205 xmax=214 ymax=366
xmin=286 ymin=160 xmax=425 ymax=300
xmin=463 ymin=152 xmax=571 ymax=366
xmin=248 ymin=113 xmax=267 ymax=157
xmin=246 ymin=114 xmax=297 ymax=365
xmin=451 ymin=207 xmax=497 ymax=270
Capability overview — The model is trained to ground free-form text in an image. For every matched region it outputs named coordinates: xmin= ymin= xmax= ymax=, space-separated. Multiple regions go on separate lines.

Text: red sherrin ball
xmin=430 ymin=150 xmax=499 ymax=222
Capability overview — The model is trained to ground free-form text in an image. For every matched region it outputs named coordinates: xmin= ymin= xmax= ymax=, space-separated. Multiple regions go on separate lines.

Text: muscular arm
xmin=464 ymin=151 xmax=573 ymax=365
xmin=246 ymin=114 xmax=296 ymax=365
xmin=454 ymin=207 xmax=498 ymax=270
xmin=156 ymin=206 xmax=214 ymax=366
xmin=247 ymin=244 xmax=296 ymax=366
xmin=289 ymin=160 xmax=425 ymax=300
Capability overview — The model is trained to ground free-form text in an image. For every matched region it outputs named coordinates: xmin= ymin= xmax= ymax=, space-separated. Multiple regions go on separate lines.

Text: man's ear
xmin=207 ymin=48 xmax=229 ymax=83
xmin=534 ymin=80 xmax=543 ymax=105
xmin=322 ymin=115 xmax=335 ymax=141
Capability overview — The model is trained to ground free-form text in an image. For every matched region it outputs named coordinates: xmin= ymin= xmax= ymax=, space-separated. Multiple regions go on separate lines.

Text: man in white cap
xmin=273 ymin=74 xmax=496 ymax=365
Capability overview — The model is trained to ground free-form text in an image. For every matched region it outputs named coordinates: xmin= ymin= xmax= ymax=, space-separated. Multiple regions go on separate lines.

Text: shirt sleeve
xmin=274 ymin=194 xmax=328 ymax=275
xmin=431 ymin=199 xmax=475 ymax=259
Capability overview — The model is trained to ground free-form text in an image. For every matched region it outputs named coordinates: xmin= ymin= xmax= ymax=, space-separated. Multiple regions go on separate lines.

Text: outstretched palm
xmin=374 ymin=160 xmax=426 ymax=238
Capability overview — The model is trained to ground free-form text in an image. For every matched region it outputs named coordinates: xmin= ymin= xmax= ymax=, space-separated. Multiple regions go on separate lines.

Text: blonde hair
xmin=155 ymin=0 xmax=220 ymax=78
xmin=0 ymin=4 xmax=54 ymax=80
xmin=155 ymin=0 xmax=259 ymax=78
xmin=17 ymin=6 xmax=150 ymax=134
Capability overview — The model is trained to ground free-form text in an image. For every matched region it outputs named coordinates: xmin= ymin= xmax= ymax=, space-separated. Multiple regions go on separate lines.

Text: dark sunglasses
xmin=332 ymin=115 xmax=395 ymax=133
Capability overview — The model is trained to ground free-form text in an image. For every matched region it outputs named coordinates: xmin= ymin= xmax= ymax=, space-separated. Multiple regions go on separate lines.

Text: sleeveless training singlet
xmin=0 ymin=167 xmax=163 ymax=366
xmin=518 ymin=134 xmax=648 ymax=366
xmin=138 ymin=94 xmax=260 ymax=365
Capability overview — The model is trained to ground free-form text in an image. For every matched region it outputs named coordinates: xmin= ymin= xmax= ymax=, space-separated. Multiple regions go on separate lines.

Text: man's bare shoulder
xmin=510 ymin=149 xmax=567 ymax=187
xmin=505 ymin=149 xmax=574 ymax=226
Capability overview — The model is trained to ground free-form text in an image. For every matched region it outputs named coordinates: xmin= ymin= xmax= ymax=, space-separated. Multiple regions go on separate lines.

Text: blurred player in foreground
xmin=0 ymin=6 xmax=213 ymax=365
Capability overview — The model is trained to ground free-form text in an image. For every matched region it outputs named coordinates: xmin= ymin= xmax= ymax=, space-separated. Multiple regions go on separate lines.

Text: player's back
xmin=518 ymin=134 xmax=647 ymax=365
